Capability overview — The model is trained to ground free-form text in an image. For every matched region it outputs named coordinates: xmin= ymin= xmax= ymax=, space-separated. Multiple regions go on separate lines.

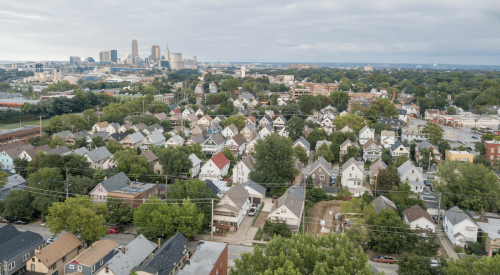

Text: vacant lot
xmin=307 ymin=200 xmax=344 ymax=236
xmin=0 ymin=118 xmax=51 ymax=130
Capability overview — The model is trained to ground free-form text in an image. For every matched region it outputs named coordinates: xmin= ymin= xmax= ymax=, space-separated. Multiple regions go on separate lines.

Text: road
xmin=371 ymin=262 xmax=398 ymax=274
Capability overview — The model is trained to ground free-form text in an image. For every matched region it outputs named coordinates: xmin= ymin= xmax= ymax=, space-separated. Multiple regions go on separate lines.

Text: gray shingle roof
xmin=315 ymin=140 xmax=332 ymax=151
xmin=270 ymin=190 xmax=303 ymax=218
xmin=0 ymin=224 xmax=20 ymax=245
xmin=136 ymin=233 xmax=188 ymax=275
xmin=98 ymin=172 xmax=130 ymax=193
xmin=209 ymin=134 xmax=224 ymax=145
xmin=224 ymin=184 xmax=250 ymax=209
xmin=51 ymin=130 xmax=72 ymax=139
xmin=390 ymin=141 xmax=404 ymax=151
xmin=85 ymin=146 xmax=113 ymax=163
xmin=125 ymin=132 xmax=145 ymax=143
xmin=286 ymin=185 xmax=304 ymax=201
xmin=189 ymin=153 xmax=201 ymax=167
xmin=242 ymin=180 xmax=266 ymax=195
xmin=205 ymin=180 xmax=220 ymax=195
xmin=188 ymin=135 xmax=205 ymax=144
xmin=342 ymin=157 xmax=363 ymax=172
xmin=372 ymin=195 xmax=396 ymax=213
xmin=416 ymin=140 xmax=439 ymax=152
xmin=309 ymin=156 xmax=331 ymax=174
xmin=294 ymin=136 xmax=310 ymax=149
xmin=0 ymin=229 xmax=43 ymax=262
xmin=47 ymin=145 xmax=71 ymax=156
xmin=105 ymin=234 xmax=157 ymax=275
xmin=397 ymin=160 xmax=420 ymax=175
xmin=445 ymin=206 xmax=477 ymax=226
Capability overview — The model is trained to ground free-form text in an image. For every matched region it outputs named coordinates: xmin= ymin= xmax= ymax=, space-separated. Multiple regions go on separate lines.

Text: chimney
xmin=185 ymin=253 xmax=190 ymax=261
xmin=275 ymin=199 xmax=278 ymax=208
xmin=18 ymin=171 xmax=20 ymax=175
xmin=137 ymin=183 xmax=141 ymax=189
xmin=120 ymin=246 xmax=125 ymax=254
xmin=158 ymin=238 xmax=161 ymax=248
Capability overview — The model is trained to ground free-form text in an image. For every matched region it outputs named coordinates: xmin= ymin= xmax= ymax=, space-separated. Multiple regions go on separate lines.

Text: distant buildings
xmin=69 ymin=56 xmax=81 ymax=65
xmin=151 ymin=45 xmax=161 ymax=62
xmin=132 ymin=38 xmax=138 ymax=62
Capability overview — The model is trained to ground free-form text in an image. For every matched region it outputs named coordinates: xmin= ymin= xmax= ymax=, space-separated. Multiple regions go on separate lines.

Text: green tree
xmin=397 ymin=253 xmax=445 ymax=275
xmin=297 ymin=95 xmax=321 ymax=114
xmin=422 ymin=123 xmax=444 ymax=145
xmin=316 ymin=142 xmax=334 ymax=162
xmin=293 ymin=145 xmax=309 ymax=164
xmin=222 ymin=147 xmax=237 ymax=175
xmin=446 ymin=106 xmax=457 ymax=115
xmin=1 ymin=190 xmax=35 ymax=221
xmin=395 ymin=154 xmax=409 ymax=167
xmin=250 ymin=134 xmax=299 ymax=185
xmin=112 ymin=149 xmax=152 ymax=175
xmin=133 ymin=196 xmax=203 ymax=241
xmin=341 ymin=146 xmax=359 ymax=164
xmin=106 ymin=197 xmax=134 ymax=226
xmin=414 ymin=85 xmax=427 ymax=98
xmin=418 ymin=147 xmax=437 ymax=167
xmin=229 ymin=234 xmax=376 ymax=275
xmin=221 ymin=115 xmax=246 ymax=131
xmin=376 ymin=165 xmax=401 ymax=192
xmin=368 ymin=208 xmax=417 ymax=254
xmin=263 ymin=219 xmax=292 ymax=238
xmin=90 ymin=136 xmax=106 ymax=149
xmin=434 ymin=161 xmax=500 ymax=211
xmin=46 ymin=196 xmax=108 ymax=243
xmin=106 ymin=139 xmax=125 ymax=154
xmin=443 ymin=254 xmax=500 ymax=275
xmin=329 ymin=91 xmax=350 ymax=112
xmin=340 ymin=198 xmax=377 ymax=247
xmin=157 ymin=146 xmax=193 ymax=176
xmin=306 ymin=128 xmax=328 ymax=149
xmin=332 ymin=114 xmax=367 ymax=133
xmin=0 ymin=170 xmax=7 ymax=189
xmin=284 ymin=117 xmax=305 ymax=141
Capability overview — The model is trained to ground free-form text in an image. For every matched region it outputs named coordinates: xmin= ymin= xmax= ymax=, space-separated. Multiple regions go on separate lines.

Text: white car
xmin=248 ymin=207 xmax=257 ymax=216
xmin=430 ymin=259 xmax=440 ymax=267
xmin=46 ymin=237 xmax=57 ymax=244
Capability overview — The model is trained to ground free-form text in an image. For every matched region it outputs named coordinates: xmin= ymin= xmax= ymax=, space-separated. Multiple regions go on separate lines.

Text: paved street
xmin=370 ymin=262 xmax=398 ymax=274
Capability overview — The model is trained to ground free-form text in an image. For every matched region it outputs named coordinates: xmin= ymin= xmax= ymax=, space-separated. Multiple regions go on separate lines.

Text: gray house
xmin=65 ymin=240 xmax=118 ymax=275
xmin=0 ymin=172 xmax=26 ymax=201
xmin=308 ymin=156 xmax=332 ymax=187
xmin=0 ymin=224 xmax=44 ymax=275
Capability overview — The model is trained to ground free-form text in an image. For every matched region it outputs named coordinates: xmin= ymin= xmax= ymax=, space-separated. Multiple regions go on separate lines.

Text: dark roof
xmin=0 ymin=230 xmax=43 ymax=262
xmin=46 ymin=145 xmax=70 ymax=156
xmin=142 ymin=232 xmax=188 ymax=275
xmin=99 ymin=172 xmax=130 ymax=192
xmin=205 ymin=180 xmax=220 ymax=195
xmin=0 ymin=224 xmax=20 ymax=245
xmin=110 ymin=132 xmax=127 ymax=141
xmin=85 ymin=146 xmax=113 ymax=163
xmin=445 ymin=206 xmax=476 ymax=226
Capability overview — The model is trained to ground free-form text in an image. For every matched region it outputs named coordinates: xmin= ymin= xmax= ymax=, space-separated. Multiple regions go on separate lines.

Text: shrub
xmin=455 ymin=246 xmax=463 ymax=253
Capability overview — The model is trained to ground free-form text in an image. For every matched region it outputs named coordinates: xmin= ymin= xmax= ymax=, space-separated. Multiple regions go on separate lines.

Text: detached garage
xmin=242 ymin=180 xmax=266 ymax=205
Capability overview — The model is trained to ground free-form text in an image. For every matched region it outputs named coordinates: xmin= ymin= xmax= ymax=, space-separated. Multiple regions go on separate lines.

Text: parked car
xmin=432 ymin=216 xmax=438 ymax=224
xmin=460 ymin=140 xmax=467 ymax=145
xmin=466 ymin=146 xmax=473 ymax=151
xmin=372 ymin=256 xmax=396 ymax=264
xmin=0 ymin=218 xmax=10 ymax=224
xmin=471 ymin=136 xmax=478 ymax=139
xmin=424 ymin=180 xmax=431 ymax=186
xmin=108 ymin=227 xmax=119 ymax=234
xmin=46 ymin=237 xmax=57 ymax=244
xmin=248 ymin=207 xmax=257 ymax=216
xmin=430 ymin=259 xmax=440 ymax=267
xmin=14 ymin=220 xmax=27 ymax=225
xmin=40 ymin=222 xmax=46 ymax=227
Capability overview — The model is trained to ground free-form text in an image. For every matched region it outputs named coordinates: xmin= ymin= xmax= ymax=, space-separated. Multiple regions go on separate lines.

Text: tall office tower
xmin=193 ymin=56 xmax=197 ymax=64
xmin=99 ymin=52 xmax=104 ymax=62
xmin=69 ymin=56 xmax=81 ymax=65
xmin=132 ymin=38 xmax=138 ymax=62
xmin=164 ymin=44 xmax=170 ymax=61
xmin=53 ymin=69 xmax=61 ymax=83
xmin=151 ymin=45 xmax=161 ymax=62
xmin=102 ymin=51 xmax=111 ymax=62
xmin=170 ymin=53 xmax=182 ymax=69
xmin=110 ymin=50 xmax=117 ymax=62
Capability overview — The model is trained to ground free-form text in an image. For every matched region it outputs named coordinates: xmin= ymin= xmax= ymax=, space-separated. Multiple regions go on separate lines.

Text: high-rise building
xmin=111 ymin=50 xmax=118 ymax=62
xmin=102 ymin=51 xmax=111 ymax=62
xmin=99 ymin=52 xmax=103 ymax=62
xmin=193 ymin=56 xmax=197 ymax=64
xmin=164 ymin=44 xmax=170 ymax=61
xmin=170 ymin=53 xmax=182 ymax=69
xmin=132 ymin=38 xmax=138 ymax=63
xmin=151 ymin=45 xmax=161 ymax=62
xmin=69 ymin=56 xmax=81 ymax=65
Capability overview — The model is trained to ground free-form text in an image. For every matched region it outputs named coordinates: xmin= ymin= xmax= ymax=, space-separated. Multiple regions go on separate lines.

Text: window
xmin=105 ymin=267 xmax=109 ymax=274
xmin=50 ymin=263 xmax=56 ymax=269
xmin=456 ymin=157 xmax=461 ymax=161
xmin=62 ymin=256 xmax=66 ymax=262
xmin=426 ymin=225 xmax=429 ymax=229
xmin=320 ymin=175 xmax=325 ymax=180
xmin=312 ymin=174 xmax=315 ymax=178
xmin=69 ymin=265 xmax=74 ymax=270
xmin=53 ymin=271 xmax=58 ymax=275
xmin=91 ymin=265 xmax=95 ymax=272
xmin=8 ymin=262 xmax=15 ymax=271
xmin=23 ymin=252 xmax=30 ymax=261
xmin=464 ymin=158 xmax=469 ymax=161
xmin=32 ymin=259 xmax=35 ymax=262
xmin=492 ymin=148 xmax=495 ymax=153
xmin=491 ymin=156 xmax=494 ymax=160
xmin=78 ymin=266 xmax=82 ymax=272
xmin=352 ymin=167 xmax=354 ymax=170
xmin=412 ymin=170 xmax=414 ymax=173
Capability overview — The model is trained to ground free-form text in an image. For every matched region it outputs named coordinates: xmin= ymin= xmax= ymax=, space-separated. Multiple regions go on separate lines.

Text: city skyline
xmin=1 ymin=0 xmax=500 ymax=65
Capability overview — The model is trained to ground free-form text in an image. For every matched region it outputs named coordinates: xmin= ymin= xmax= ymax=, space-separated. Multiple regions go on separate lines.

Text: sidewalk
xmin=436 ymin=226 xmax=459 ymax=260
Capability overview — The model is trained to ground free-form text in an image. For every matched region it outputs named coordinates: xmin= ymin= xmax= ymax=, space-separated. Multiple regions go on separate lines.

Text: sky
xmin=1 ymin=0 xmax=500 ymax=65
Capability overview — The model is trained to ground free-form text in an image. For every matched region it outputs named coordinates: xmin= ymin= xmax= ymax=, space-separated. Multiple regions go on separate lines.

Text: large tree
xmin=368 ymin=208 xmax=417 ymax=254
xmin=434 ymin=161 xmax=500 ymax=211
xmin=221 ymin=115 xmax=246 ymax=131
xmin=395 ymin=154 xmax=409 ymax=167
xmin=249 ymin=134 xmax=299 ymax=185
xmin=307 ymin=128 xmax=328 ymax=149
xmin=293 ymin=145 xmax=309 ymax=164
xmin=316 ymin=142 xmax=334 ymax=162
xmin=157 ymin=146 xmax=193 ymax=176
xmin=2 ymin=190 xmax=36 ymax=221
xmin=328 ymin=90 xmax=350 ymax=112
xmin=230 ymin=234 xmax=376 ymax=275
xmin=375 ymin=165 xmax=401 ymax=192
xmin=112 ymin=149 xmax=151 ymax=176
xmin=46 ymin=196 xmax=108 ymax=243
xmin=340 ymin=198 xmax=377 ymax=247
xmin=332 ymin=114 xmax=367 ymax=133
xmin=422 ymin=123 xmax=444 ymax=145
xmin=297 ymin=95 xmax=321 ymax=114
xmin=106 ymin=197 xmax=134 ymax=226
xmin=285 ymin=117 xmax=305 ymax=141
xmin=443 ymin=254 xmax=500 ymax=275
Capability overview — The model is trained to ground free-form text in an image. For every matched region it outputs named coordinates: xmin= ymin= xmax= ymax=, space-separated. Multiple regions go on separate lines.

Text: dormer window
xmin=412 ymin=170 xmax=414 ymax=173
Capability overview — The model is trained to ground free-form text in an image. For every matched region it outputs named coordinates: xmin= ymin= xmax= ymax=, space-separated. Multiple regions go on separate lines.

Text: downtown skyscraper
xmin=131 ymin=38 xmax=138 ymax=63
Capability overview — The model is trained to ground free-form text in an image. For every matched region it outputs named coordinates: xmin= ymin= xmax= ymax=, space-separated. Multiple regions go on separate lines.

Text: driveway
xmin=371 ymin=262 xmax=398 ymax=274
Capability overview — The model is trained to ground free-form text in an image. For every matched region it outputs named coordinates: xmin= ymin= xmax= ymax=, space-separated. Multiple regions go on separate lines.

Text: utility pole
xmin=97 ymin=105 xmax=100 ymax=122
xmin=39 ymin=116 xmax=42 ymax=137
xmin=211 ymin=198 xmax=214 ymax=241
xmin=143 ymin=100 xmax=145 ymax=115
xmin=165 ymin=175 xmax=168 ymax=199
xmin=428 ymin=152 xmax=432 ymax=173
xmin=374 ymin=175 xmax=377 ymax=197
xmin=303 ymin=183 xmax=306 ymax=240
xmin=438 ymin=193 xmax=442 ymax=227
xmin=65 ymin=168 xmax=69 ymax=199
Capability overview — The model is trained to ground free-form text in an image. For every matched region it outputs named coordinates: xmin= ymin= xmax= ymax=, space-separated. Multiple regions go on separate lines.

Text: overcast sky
xmin=1 ymin=0 xmax=500 ymax=65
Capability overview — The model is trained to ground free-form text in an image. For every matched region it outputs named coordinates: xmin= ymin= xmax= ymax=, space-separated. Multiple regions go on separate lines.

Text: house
xmin=191 ymin=124 xmax=207 ymax=137
xmin=390 ymin=141 xmax=410 ymax=160
xmin=245 ymin=115 xmax=256 ymax=125
xmin=206 ymin=180 xmax=223 ymax=198
xmin=51 ymin=130 xmax=72 ymax=140
xmin=221 ymin=123 xmax=239 ymax=139
xmin=315 ymin=140 xmax=332 ymax=151
xmin=321 ymin=117 xmax=334 ymax=128
xmin=121 ymin=132 xmax=145 ymax=148
xmin=164 ymin=135 xmax=185 ymax=147
xmin=143 ymin=124 xmax=163 ymax=135
xmin=240 ymin=124 xmax=257 ymax=142
xmin=273 ymin=116 xmax=287 ymax=129
xmin=339 ymin=139 xmax=358 ymax=161
xmin=194 ymin=108 xmax=204 ymax=117
xmin=241 ymin=180 xmax=266 ymax=205
xmin=0 ymin=173 xmax=26 ymax=201
xmin=107 ymin=132 xmax=127 ymax=142
xmin=206 ymin=124 xmax=222 ymax=138
xmin=398 ymin=109 xmax=408 ymax=121
xmin=403 ymin=205 xmax=436 ymax=234
xmin=245 ymin=137 xmax=259 ymax=154
xmin=371 ymin=195 xmax=396 ymax=213
xmin=105 ymin=123 xmax=121 ymax=135
xmin=369 ymin=159 xmax=387 ymax=186
xmin=141 ymin=132 xmax=166 ymax=147
xmin=213 ymin=115 xmax=226 ymax=124
xmin=176 ymin=241 xmax=228 ymax=275
xmin=259 ymin=124 xmax=275 ymax=139
xmin=84 ymin=147 xmax=113 ymax=170
xmin=308 ymin=156 xmax=332 ymax=187
xmin=154 ymin=112 xmax=168 ymax=122
xmin=363 ymin=139 xmax=382 ymax=161
xmin=199 ymin=152 xmax=230 ymax=181
xmin=267 ymin=185 xmax=305 ymax=232
xmin=444 ymin=206 xmax=479 ymax=247
xmin=380 ymin=130 xmax=396 ymax=149
xmin=397 ymin=160 xmax=424 ymax=193
xmin=131 ymin=123 xmax=147 ymax=133
xmin=0 ymin=224 xmax=45 ymax=275
xmin=47 ymin=146 xmax=71 ymax=156
xmin=341 ymin=157 xmax=365 ymax=190
xmin=213 ymin=184 xmax=251 ymax=230
xmin=88 ymin=172 xmax=134 ymax=204
xmin=117 ymin=123 xmax=132 ymax=134
xmin=185 ymin=135 xmax=205 ymax=146
xmin=141 ymin=151 xmax=158 ymax=170
xmin=293 ymin=137 xmax=311 ymax=157
xmin=475 ymin=210 xmax=500 ymax=257
xmin=198 ymin=115 xmax=213 ymax=127
xmin=64 ymin=240 xmax=118 ymax=275
xmin=170 ymin=108 xmax=181 ymax=115
xmin=402 ymin=126 xmax=426 ymax=142
xmin=189 ymin=153 xmax=202 ymax=178
xmin=340 ymin=125 xmax=353 ymax=133
xmin=224 ymin=134 xmax=245 ymax=157
xmin=182 ymin=107 xmax=194 ymax=119
xmin=415 ymin=140 xmax=442 ymax=163
xmin=425 ymin=109 xmax=447 ymax=121
xmin=27 ymin=233 xmax=85 ymax=275
xmin=359 ymin=125 xmax=375 ymax=145
xmin=168 ymin=114 xmax=183 ymax=126
xmin=258 ymin=115 xmax=273 ymax=129
xmin=92 ymin=121 xmax=110 ymax=133
xmin=278 ymin=127 xmax=289 ymax=138
xmin=18 ymin=145 xmax=51 ymax=162
xmin=232 ymin=155 xmax=255 ymax=184
xmin=201 ymin=134 xmax=225 ymax=156
xmin=1 ymin=144 xmax=33 ymax=169
xmin=445 ymin=150 xmax=473 ymax=162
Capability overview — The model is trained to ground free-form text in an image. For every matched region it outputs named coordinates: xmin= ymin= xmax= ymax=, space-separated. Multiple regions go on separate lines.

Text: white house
xmin=259 ymin=124 xmax=275 ymax=139
xmin=258 ymin=115 xmax=273 ymax=129
xmin=444 ymin=206 xmax=479 ymax=247
xmin=398 ymin=109 xmax=408 ymax=121
xmin=397 ymin=160 xmax=425 ymax=193
xmin=359 ymin=125 xmax=375 ymax=145
xmin=403 ymin=205 xmax=437 ymax=234
xmin=199 ymin=152 xmax=230 ymax=181
xmin=362 ymin=139 xmax=382 ymax=161
xmin=242 ymin=180 xmax=266 ymax=205
xmin=245 ymin=137 xmax=259 ymax=154
xmin=213 ymin=184 xmax=251 ymax=229
xmin=201 ymin=134 xmax=225 ymax=156
xmin=105 ymin=123 xmax=121 ymax=135
xmin=224 ymin=134 xmax=245 ymax=157
xmin=341 ymin=157 xmax=365 ymax=191
xmin=232 ymin=155 xmax=254 ymax=184
xmin=84 ymin=146 xmax=113 ymax=170
xmin=402 ymin=126 xmax=426 ymax=143
xmin=267 ymin=185 xmax=304 ymax=232
xmin=390 ymin=141 xmax=410 ymax=160
xmin=92 ymin=121 xmax=110 ymax=133
xmin=273 ymin=115 xmax=287 ymax=129
xmin=221 ymin=123 xmax=239 ymax=139
xmin=293 ymin=137 xmax=311 ymax=157
xmin=278 ymin=127 xmax=289 ymax=138
xmin=141 ymin=132 xmax=166 ymax=147
xmin=188 ymin=153 xmax=201 ymax=178
xmin=381 ymin=130 xmax=396 ymax=149
xmin=165 ymin=135 xmax=185 ymax=147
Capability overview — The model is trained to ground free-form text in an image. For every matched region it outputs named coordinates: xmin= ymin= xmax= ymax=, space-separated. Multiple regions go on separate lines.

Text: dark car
xmin=466 ymin=146 xmax=473 ymax=151
xmin=472 ymin=136 xmax=478 ymax=139
xmin=432 ymin=216 xmax=438 ymax=224
xmin=424 ymin=180 xmax=431 ymax=186
xmin=14 ymin=220 xmax=27 ymax=225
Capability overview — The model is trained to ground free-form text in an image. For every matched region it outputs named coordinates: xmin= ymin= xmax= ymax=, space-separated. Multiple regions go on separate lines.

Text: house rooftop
xmin=176 ymin=241 xmax=227 ymax=275
xmin=70 ymin=240 xmax=118 ymax=266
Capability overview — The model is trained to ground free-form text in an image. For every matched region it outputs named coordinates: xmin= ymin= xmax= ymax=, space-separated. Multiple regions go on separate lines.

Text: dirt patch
xmin=252 ymin=211 xmax=269 ymax=228
xmin=307 ymin=200 xmax=344 ymax=236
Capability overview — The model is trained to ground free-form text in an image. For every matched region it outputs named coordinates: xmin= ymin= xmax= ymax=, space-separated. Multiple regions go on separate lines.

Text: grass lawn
xmin=0 ymin=118 xmax=51 ymax=130
xmin=252 ymin=243 xmax=267 ymax=248
xmin=254 ymin=228 xmax=264 ymax=241
xmin=251 ymin=202 xmax=265 ymax=227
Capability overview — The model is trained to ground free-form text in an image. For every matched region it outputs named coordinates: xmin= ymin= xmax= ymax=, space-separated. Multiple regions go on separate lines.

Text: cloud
xmin=0 ymin=0 xmax=499 ymax=65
